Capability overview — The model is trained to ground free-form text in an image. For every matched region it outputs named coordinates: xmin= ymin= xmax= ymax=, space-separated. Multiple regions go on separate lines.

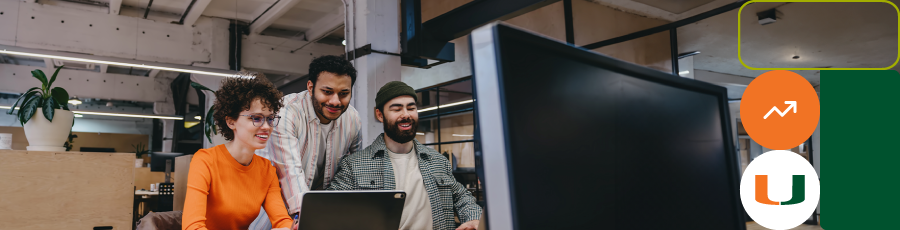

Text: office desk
xmin=134 ymin=190 xmax=160 ymax=224
xmin=136 ymin=190 xmax=159 ymax=196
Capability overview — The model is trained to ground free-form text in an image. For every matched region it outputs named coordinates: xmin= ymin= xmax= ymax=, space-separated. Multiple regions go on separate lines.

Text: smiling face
xmin=225 ymin=98 xmax=274 ymax=150
xmin=376 ymin=95 xmax=419 ymax=144
xmin=308 ymin=71 xmax=353 ymax=123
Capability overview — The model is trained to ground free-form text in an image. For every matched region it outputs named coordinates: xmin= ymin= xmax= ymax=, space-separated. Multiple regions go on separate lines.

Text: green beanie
xmin=375 ymin=81 xmax=419 ymax=110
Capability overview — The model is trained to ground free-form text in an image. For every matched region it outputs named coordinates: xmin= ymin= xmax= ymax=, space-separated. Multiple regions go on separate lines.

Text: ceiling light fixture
xmin=194 ymin=116 xmax=202 ymax=120
xmin=418 ymin=99 xmax=475 ymax=112
xmin=74 ymin=113 xmax=83 ymax=118
xmin=0 ymin=49 xmax=242 ymax=78
xmin=0 ymin=105 xmax=183 ymax=120
xmin=416 ymin=132 xmax=425 ymax=135
xmin=452 ymin=134 xmax=474 ymax=137
xmin=68 ymin=97 xmax=82 ymax=105
xmin=342 ymin=40 xmax=347 ymax=46
xmin=678 ymin=70 xmax=690 ymax=75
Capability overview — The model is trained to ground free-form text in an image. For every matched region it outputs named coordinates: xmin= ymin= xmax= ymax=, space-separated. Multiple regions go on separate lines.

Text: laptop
xmin=297 ymin=190 xmax=406 ymax=230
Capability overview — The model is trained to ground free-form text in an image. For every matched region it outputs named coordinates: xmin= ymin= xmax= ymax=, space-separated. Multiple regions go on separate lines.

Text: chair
xmin=136 ymin=211 xmax=182 ymax=230
xmin=157 ymin=183 xmax=174 ymax=212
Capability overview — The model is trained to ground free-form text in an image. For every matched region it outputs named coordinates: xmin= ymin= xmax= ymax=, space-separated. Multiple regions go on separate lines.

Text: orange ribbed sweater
xmin=182 ymin=144 xmax=293 ymax=230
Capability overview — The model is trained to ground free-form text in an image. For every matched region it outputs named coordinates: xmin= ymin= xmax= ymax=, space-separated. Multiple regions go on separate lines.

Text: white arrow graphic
xmin=764 ymin=101 xmax=797 ymax=119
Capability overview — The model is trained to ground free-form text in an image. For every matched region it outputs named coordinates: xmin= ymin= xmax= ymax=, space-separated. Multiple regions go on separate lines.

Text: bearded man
xmin=327 ymin=81 xmax=483 ymax=230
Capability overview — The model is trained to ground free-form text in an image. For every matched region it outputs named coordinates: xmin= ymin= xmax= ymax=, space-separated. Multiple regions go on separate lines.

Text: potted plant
xmin=133 ymin=143 xmax=150 ymax=167
xmin=6 ymin=66 xmax=74 ymax=152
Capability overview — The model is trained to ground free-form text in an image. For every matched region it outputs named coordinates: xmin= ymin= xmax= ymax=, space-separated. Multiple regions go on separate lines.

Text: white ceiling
xmin=105 ymin=0 xmax=344 ymax=37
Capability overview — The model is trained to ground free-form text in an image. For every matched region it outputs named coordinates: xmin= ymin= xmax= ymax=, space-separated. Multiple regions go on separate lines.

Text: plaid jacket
xmin=328 ymin=134 xmax=483 ymax=230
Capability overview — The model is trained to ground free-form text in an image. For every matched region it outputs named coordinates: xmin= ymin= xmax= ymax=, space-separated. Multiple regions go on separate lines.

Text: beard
xmin=383 ymin=115 xmax=418 ymax=144
xmin=311 ymin=92 xmax=347 ymax=121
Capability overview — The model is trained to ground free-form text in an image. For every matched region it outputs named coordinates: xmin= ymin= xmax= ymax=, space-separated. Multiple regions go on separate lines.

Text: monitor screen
xmin=150 ymin=152 xmax=185 ymax=172
xmin=471 ymin=23 xmax=743 ymax=230
xmin=79 ymin=147 xmax=116 ymax=153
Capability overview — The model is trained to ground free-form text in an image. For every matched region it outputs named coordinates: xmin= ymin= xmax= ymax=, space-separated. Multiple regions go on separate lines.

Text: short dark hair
xmin=308 ymin=55 xmax=357 ymax=86
xmin=213 ymin=75 xmax=284 ymax=141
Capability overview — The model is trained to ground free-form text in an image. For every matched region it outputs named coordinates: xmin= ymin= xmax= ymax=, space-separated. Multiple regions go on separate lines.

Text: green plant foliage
xmin=132 ymin=142 xmax=150 ymax=159
xmin=7 ymin=66 xmax=72 ymax=126
xmin=63 ymin=133 xmax=78 ymax=151
xmin=190 ymin=82 xmax=218 ymax=143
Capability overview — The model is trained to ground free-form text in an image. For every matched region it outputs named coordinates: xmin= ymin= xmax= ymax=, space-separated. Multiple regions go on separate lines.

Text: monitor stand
xmin=165 ymin=159 xmax=172 ymax=183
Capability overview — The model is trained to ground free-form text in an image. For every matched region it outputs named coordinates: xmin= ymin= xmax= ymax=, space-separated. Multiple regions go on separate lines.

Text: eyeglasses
xmin=239 ymin=114 xmax=281 ymax=127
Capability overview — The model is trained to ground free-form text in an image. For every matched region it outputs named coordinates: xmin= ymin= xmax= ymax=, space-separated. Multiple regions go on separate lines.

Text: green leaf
xmin=203 ymin=106 xmax=217 ymax=143
xmin=42 ymin=97 xmax=55 ymax=122
xmin=31 ymin=69 xmax=49 ymax=92
xmin=190 ymin=82 xmax=215 ymax=92
xmin=24 ymin=87 xmax=41 ymax=94
xmin=50 ymin=97 xmax=61 ymax=110
xmin=51 ymin=87 xmax=69 ymax=108
xmin=48 ymin=65 xmax=64 ymax=88
xmin=207 ymin=107 xmax=217 ymax=135
xmin=19 ymin=96 xmax=39 ymax=125
xmin=7 ymin=91 xmax=39 ymax=115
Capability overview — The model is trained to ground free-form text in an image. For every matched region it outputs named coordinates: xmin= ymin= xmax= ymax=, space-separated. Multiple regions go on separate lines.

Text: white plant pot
xmin=23 ymin=109 xmax=74 ymax=152
xmin=135 ymin=158 xmax=144 ymax=168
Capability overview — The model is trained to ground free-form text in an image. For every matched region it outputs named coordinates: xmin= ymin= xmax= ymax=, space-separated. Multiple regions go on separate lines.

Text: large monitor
xmin=150 ymin=152 xmax=185 ymax=172
xmin=471 ymin=23 xmax=744 ymax=230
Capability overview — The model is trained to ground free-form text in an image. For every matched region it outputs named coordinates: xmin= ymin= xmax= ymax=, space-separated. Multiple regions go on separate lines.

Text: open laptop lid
xmin=298 ymin=190 xmax=406 ymax=230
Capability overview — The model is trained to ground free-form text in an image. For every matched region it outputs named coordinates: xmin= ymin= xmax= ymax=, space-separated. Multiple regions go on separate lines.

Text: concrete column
xmin=162 ymin=119 xmax=175 ymax=152
xmin=346 ymin=0 xmax=402 ymax=145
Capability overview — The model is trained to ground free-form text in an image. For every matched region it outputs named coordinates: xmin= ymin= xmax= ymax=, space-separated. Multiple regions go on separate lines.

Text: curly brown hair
xmin=213 ymin=75 xmax=284 ymax=141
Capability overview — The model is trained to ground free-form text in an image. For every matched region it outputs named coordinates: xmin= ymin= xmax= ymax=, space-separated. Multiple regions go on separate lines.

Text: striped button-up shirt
xmin=255 ymin=90 xmax=362 ymax=215
xmin=328 ymin=134 xmax=483 ymax=230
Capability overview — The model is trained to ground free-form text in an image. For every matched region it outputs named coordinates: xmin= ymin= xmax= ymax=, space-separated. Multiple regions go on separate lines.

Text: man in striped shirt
xmin=250 ymin=55 xmax=363 ymax=230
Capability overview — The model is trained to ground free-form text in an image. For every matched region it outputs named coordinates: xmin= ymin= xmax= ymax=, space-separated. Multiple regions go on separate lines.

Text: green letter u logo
xmin=755 ymin=175 xmax=805 ymax=205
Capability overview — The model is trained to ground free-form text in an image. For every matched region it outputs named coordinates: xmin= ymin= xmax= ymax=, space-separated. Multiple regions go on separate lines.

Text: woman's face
xmin=227 ymin=98 xmax=275 ymax=150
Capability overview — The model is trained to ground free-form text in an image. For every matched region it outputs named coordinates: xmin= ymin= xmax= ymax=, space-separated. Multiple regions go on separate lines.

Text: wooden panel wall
xmin=173 ymin=155 xmax=194 ymax=211
xmin=0 ymin=150 xmax=134 ymax=230
xmin=0 ymin=127 xmax=148 ymax=152
xmin=134 ymin=167 xmax=167 ymax=191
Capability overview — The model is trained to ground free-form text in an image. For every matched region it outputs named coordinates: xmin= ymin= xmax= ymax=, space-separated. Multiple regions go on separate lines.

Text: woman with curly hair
xmin=182 ymin=76 xmax=295 ymax=230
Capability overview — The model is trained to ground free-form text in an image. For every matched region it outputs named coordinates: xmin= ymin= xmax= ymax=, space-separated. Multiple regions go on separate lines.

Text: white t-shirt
xmin=310 ymin=121 xmax=333 ymax=190
xmin=387 ymin=147 xmax=433 ymax=230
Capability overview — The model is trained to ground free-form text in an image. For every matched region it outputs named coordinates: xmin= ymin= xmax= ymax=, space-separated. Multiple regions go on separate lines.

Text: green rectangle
xmin=821 ymin=70 xmax=900 ymax=229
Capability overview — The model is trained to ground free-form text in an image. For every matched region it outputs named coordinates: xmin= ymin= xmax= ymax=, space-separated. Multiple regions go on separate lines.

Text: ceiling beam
xmin=109 ymin=0 xmax=122 ymax=14
xmin=148 ymin=69 xmax=160 ymax=78
xmin=43 ymin=58 xmax=54 ymax=69
xmin=249 ymin=0 xmax=304 ymax=35
xmin=180 ymin=0 xmax=212 ymax=26
xmin=303 ymin=10 xmax=344 ymax=43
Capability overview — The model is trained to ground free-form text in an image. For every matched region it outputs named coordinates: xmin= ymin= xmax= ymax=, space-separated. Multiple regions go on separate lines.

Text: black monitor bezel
xmin=471 ymin=22 xmax=743 ymax=230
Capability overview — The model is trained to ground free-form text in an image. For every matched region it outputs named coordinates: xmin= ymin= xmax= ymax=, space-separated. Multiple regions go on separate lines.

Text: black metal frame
xmin=399 ymin=0 xmax=562 ymax=68
xmin=563 ymin=0 xmax=575 ymax=44
xmin=143 ymin=0 xmax=154 ymax=19
xmin=228 ymin=22 xmax=249 ymax=71
xmin=414 ymin=78 xmax=476 ymax=156
xmin=579 ymin=0 xmax=749 ymax=76
xmin=178 ymin=0 xmax=200 ymax=25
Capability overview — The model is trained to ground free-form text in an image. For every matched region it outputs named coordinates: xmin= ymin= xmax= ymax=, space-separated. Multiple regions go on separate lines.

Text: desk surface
xmin=135 ymin=190 xmax=159 ymax=196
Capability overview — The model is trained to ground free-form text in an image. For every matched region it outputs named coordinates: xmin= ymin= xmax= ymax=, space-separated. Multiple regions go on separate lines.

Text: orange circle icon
xmin=740 ymin=70 xmax=820 ymax=150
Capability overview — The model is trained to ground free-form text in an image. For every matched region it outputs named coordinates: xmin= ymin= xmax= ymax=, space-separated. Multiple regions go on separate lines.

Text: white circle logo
xmin=740 ymin=150 xmax=820 ymax=230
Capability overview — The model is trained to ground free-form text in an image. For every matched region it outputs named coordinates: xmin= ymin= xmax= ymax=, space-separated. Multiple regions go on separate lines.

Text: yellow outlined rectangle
xmin=738 ymin=0 xmax=900 ymax=70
